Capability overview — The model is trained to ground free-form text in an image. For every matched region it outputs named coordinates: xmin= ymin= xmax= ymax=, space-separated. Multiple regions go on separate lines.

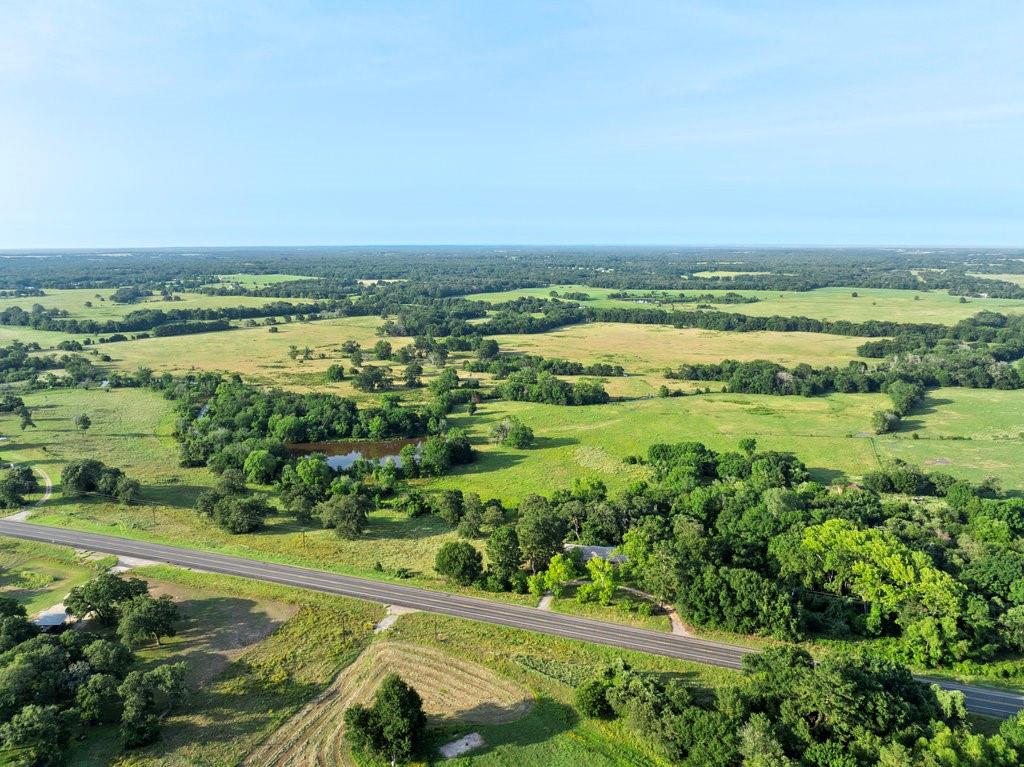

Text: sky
xmin=1 ymin=1 xmax=1022 ymax=248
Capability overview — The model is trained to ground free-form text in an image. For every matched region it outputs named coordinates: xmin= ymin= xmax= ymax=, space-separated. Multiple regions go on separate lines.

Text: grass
xmin=0 ymin=288 xmax=283 ymax=322
xmin=96 ymin=315 xmax=410 ymax=389
xmin=68 ymin=565 xmax=382 ymax=767
xmin=466 ymin=284 xmax=1024 ymax=324
xmin=0 ymin=386 xmax=218 ymax=506
xmin=491 ymin=322 xmax=871 ymax=372
xmin=0 ymin=537 xmax=110 ymax=616
xmin=875 ymin=388 xmax=1024 ymax=487
xmin=968 ymin=273 xmax=1024 ymax=287
xmin=387 ymin=611 xmax=740 ymax=767
xmin=425 ymin=394 xmax=885 ymax=501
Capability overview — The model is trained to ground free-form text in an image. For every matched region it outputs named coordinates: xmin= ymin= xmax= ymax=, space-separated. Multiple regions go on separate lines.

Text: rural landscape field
xmin=4 ymin=1 xmax=1024 ymax=765
xmin=2 ymin=247 xmax=1024 ymax=766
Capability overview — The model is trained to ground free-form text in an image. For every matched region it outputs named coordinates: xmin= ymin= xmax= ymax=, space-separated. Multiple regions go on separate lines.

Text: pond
xmin=288 ymin=438 xmax=421 ymax=470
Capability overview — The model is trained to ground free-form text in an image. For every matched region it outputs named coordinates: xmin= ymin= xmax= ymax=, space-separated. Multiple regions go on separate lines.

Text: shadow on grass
xmin=364 ymin=514 xmax=450 ymax=541
xmin=134 ymin=595 xmax=287 ymax=687
xmin=142 ymin=484 xmax=210 ymax=509
xmin=423 ymin=697 xmax=578 ymax=759
xmin=807 ymin=466 xmax=846 ymax=484
xmin=531 ymin=436 xmax=579 ymax=449
xmin=914 ymin=396 xmax=955 ymax=416
xmin=449 ymin=451 xmax=527 ymax=476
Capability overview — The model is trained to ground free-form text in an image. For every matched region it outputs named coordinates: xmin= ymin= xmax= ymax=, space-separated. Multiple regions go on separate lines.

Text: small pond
xmin=288 ymin=438 xmax=421 ymax=470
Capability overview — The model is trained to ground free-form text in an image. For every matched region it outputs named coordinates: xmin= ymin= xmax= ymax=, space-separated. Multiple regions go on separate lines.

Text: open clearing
xmin=0 ymin=537 xmax=107 ymax=616
xmin=138 ymin=578 xmax=298 ymax=687
xmin=491 ymin=322 xmax=870 ymax=372
xmin=468 ymin=284 xmax=1024 ymax=324
xmin=97 ymin=315 xmax=409 ymax=389
xmin=244 ymin=640 xmax=533 ymax=766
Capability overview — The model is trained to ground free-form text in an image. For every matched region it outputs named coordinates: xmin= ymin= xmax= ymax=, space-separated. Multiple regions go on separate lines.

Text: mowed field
xmin=245 ymin=640 xmax=534 ymax=766
xmin=492 ymin=322 xmax=871 ymax=372
xmin=426 ymin=394 xmax=883 ymax=501
xmin=467 ymin=284 xmax=1024 ymax=324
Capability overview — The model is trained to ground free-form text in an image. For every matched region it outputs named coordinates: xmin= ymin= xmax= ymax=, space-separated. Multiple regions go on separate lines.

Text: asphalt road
xmin=2 ymin=518 xmax=1021 ymax=719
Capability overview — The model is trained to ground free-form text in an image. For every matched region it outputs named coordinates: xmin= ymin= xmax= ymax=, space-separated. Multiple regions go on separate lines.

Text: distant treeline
xmin=4 ymin=246 xmax=1024 ymax=299
xmin=0 ymin=300 xmax=341 ymax=335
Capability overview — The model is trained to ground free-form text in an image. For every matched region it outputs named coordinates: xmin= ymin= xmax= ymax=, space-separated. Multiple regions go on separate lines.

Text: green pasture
xmin=466 ymin=284 xmax=1024 ymax=324
xmin=491 ymin=322 xmax=869 ymax=372
xmin=0 ymin=288 xmax=282 ymax=321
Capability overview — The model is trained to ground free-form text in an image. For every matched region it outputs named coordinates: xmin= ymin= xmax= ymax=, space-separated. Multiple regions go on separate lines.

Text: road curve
xmin=1 ymin=519 xmax=1021 ymax=719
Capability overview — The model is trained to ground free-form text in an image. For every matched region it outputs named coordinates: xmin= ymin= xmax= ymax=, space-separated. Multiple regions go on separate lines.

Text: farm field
xmin=95 ymin=315 xmax=406 ymax=389
xmin=0 ymin=287 xmax=283 ymax=321
xmin=467 ymin=284 xmax=1024 ymax=323
xmin=491 ymin=322 xmax=871 ymax=372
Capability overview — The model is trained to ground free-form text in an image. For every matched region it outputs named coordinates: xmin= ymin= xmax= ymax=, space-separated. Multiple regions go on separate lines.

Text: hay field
xmin=97 ymin=316 xmax=409 ymax=387
xmin=244 ymin=640 xmax=533 ymax=767
xmin=491 ymin=322 xmax=870 ymax=372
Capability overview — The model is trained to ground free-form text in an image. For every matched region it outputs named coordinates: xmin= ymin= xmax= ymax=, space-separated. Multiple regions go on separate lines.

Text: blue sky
xmin=1 ymin=1 xmax=1022 ymax=247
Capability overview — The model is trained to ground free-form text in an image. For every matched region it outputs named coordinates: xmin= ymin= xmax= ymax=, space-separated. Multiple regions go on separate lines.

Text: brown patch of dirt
xmin=144 ymin=579 xmax=298 ymax=687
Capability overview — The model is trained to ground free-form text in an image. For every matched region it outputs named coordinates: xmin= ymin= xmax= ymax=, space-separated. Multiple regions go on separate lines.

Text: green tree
xmin=485 ymin=526 xmax=522 ymax=588
xmin=116 ymin=594 xmax=180 ymax=647
xmin=543 ymin=553 xmax=577 ymax=597
xmin=515 ymin=495 xmax=567 ymax=572
xmin=575 ymin=678 xmax=613 ymax=718
xmin=243 ymin=449 xmax=280 ymax=484
xmin=74 ymin=413 xmax=92 ymax=431
xmin=65 ymin=573 xmax=149 ymax=625
xmin=118 ymin=663 xmax=187 ymax=748
xmin=576 ymin=556 xmax=619 ymax=605
xmin=434 ymin=540 xmax=483 ymax=585
xmin=316 ymin=493 xmax=370 ymax=539
xmin=872 ymin=409 xmax=901 ymax=434
xmin=76 ymin=673 xmax=123 ymax=724
xmin=344 ymin=673 xmax=426 ymax=765
xmin=0 ymin=704 xmax=72 ymax=766
xmin=212 ymin=494 xmax=272 ymax=533
xmin=83 ymin=638 xmax=134 ymax=677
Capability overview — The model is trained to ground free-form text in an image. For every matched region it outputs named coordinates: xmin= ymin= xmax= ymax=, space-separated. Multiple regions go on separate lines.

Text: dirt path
xmin=5 ymin=466 xmax=52 ymax=522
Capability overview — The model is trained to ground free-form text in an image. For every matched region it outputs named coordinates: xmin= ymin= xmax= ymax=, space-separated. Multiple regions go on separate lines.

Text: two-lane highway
xmin=1 ymin=518 xmax=1021 ymax=718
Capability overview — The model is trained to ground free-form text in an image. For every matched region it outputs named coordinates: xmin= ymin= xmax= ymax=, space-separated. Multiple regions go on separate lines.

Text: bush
xmin=434 ymin=541 xmax=483 ymax=586
xmin=575 ymin=679 xmax=613 ymax=718
xmin=212 ymin=494 xmax=272 ymax=533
